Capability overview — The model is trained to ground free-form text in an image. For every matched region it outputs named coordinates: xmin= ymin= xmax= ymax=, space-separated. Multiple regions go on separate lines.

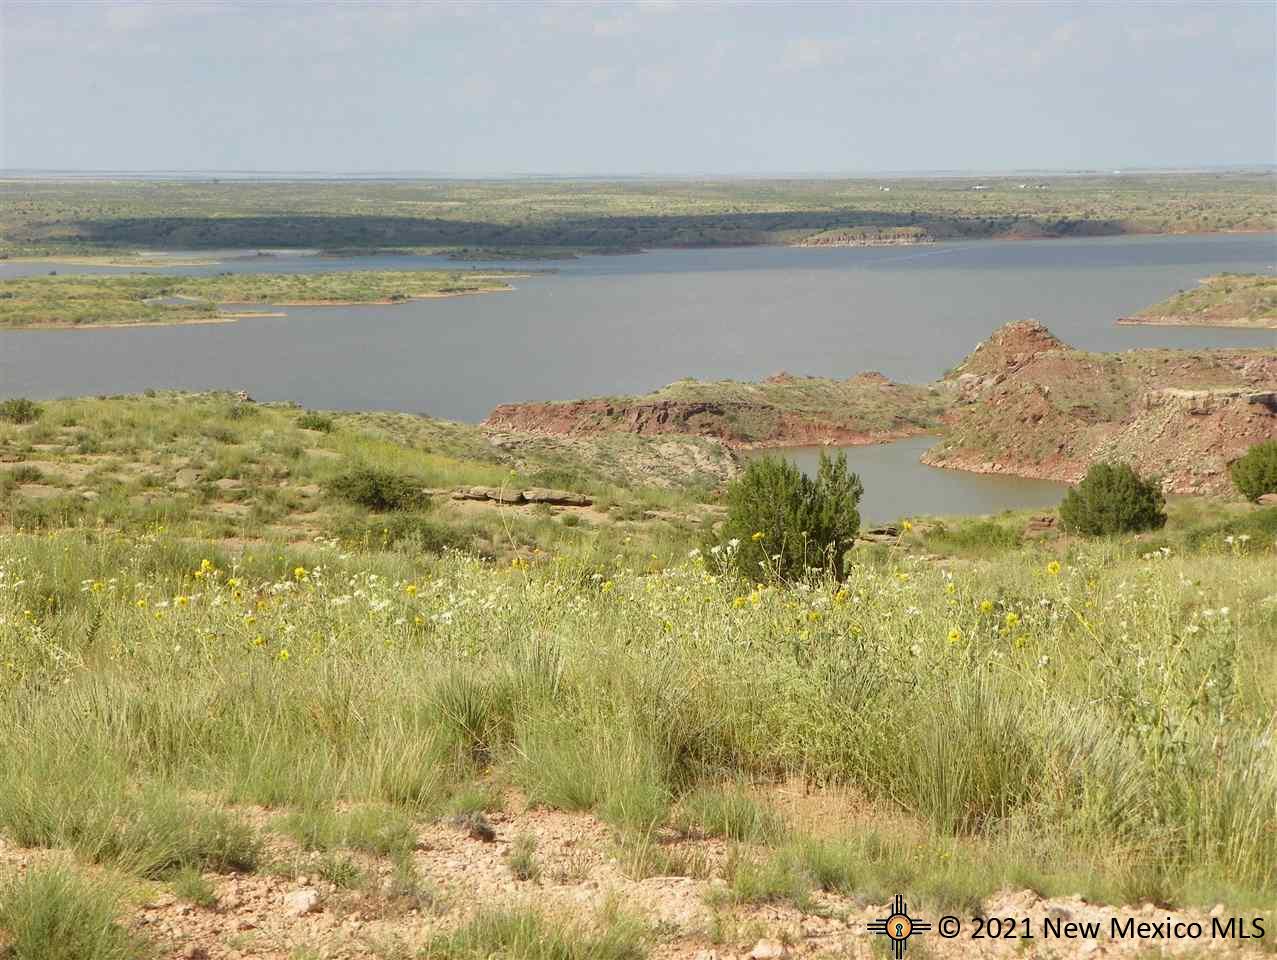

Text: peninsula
xmin=1118 ymin=273 xmax=1277 ymax=329
xmin=0 ymin=270 xmax=519 ymax=329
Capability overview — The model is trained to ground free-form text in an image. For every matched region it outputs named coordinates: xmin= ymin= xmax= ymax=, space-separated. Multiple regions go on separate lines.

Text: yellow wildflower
xmin=751 ymin=531 xmax=766 ymax=542
xmin=902 ymin=520 xmax=913 ymax=532
xmin=1005 ymin=611 xmax=1020 ymax=628
xmin=135 ymin=598 xmax=147 ymax=609
xmin=945 ymin=582 xmax=956 ymax=595
xmin=1046 ymin=560 xmax=1061 ymax=576
xmin=175 ymin=595 xmax=189 ymax=607
xmin=947 ymin=627 xmax=962 ymax=645
xmin=404 ymin=583 xmax=418 ymax=596
xmin=979 ymin=599 xmax=993 ymax=614
xmin=277 ymin=648 xmax=290 ymax=662
xmin=293 ymin=566 xmax=307 ymax=581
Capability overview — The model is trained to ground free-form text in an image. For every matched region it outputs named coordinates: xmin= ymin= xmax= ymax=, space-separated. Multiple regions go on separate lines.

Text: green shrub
xmin=0 ymin=397 xmax=42 ymax=424
xmin=328 ymin=466 xmax=428 ymax=512
xmin=297 ymin=412 xmax=335 ymax=433
xmin=224 ymin=403 xmax=257 ymax=421
xmin=719 ymin=451 xmax=862 ymax=581
xmin=9 ymin=464 xmax=44 ymax=484
xmin=1059 ymin=462 xmax=1166 ymax=536
xmin=1230 ymin=440 xmax=1277 ymax=502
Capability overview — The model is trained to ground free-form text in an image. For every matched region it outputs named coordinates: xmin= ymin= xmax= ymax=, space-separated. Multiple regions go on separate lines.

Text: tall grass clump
xmin=423 ymin=907 xmax=647 ymax=960
xmin=0 ymin=865 xmax=146 ymax=960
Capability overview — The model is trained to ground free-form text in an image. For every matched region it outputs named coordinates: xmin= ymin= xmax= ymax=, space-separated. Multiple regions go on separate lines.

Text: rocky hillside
xmin=484 ymin=373 xmax=951 ymax=448
xmin=924 ymin=321 xmax=1277 ymax=494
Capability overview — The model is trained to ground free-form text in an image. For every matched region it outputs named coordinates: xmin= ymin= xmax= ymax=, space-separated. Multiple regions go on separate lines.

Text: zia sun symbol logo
xmin=867 ymin=894 xmax=932 ymax=958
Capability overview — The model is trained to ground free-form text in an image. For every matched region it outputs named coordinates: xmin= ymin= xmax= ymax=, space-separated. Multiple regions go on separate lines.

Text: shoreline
xmin=216 ymin=285 xmax=517 ymax=307
xmin=0 ymin=283 xmax=519 ymax=331
xmin=2 ymin=311 xmax=288 ymax=331
xmin=1117 ymin=315 xmax=1277 ymax=330
xmin=4 ymin=227 xmax=1274 ymax=270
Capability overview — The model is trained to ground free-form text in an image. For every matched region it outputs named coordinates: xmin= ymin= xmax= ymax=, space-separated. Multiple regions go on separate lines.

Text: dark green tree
xmin=720 ymin=451 xmax=863 ymax=581
xmin=1229 ymin=440 xmax=1277 ymax=503
xmin=1059 ymin=462 xmax=1166 ymax=536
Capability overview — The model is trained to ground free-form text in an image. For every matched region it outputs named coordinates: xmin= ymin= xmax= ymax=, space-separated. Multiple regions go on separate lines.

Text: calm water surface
xmin=2 ymin=234 xmax=1273 ymax=421
xmin=752 ymin=436 xmax=1068 ymax=524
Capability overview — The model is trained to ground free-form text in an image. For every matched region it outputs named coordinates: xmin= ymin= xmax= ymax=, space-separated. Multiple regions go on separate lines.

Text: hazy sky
xmin=3 ymin=0 xmax=1274 ymax=174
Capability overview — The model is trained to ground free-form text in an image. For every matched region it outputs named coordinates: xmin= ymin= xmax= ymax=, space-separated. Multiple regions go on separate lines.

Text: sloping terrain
xmin=923 ymin=321 xmax=1277 ymax=493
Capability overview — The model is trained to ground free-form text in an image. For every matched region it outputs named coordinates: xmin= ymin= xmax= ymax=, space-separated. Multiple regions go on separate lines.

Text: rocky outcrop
xmin=484 ymin=373 xmax=950 ymax=448
xmin=449 ymin=485 xmax=593 ymax=507
xmin=925 ymin=324 xmax=1277 ymax=495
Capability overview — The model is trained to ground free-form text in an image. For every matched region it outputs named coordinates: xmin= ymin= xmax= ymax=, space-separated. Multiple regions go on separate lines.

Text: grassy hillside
xmin=1127 ymin=273 xmax=1277 ymax=329
xmin=0 ymin=393 xmax=732 ymax=569
xmin=0 ymin=271 xmax=517 ymax=328
xmin=3 ymin=171 xmax=1272 ymax=259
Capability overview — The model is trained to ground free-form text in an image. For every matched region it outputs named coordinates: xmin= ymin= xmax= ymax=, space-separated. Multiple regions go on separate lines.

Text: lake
xmin=2 ymin=234 xmax=1272 ymax=423
xmin=752 ymin=436 xmax=1068 ymax=524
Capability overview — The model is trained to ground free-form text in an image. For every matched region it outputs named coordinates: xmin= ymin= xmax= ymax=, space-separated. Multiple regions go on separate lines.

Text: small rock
xmin=450 ymin=811 xmax=496 ymax=843
xmin=1210 ymin=903 xmax=1226 ymax=918
xmin=748 ymin=940 xmax=788 ymax=960
xmin=283 ymin=887 xmax=320 ymax=917
xmin=1047 ymin=905 xmax=1072 ymax=921
xmin=1259 ymin=493 xmax=1277 ymax=506
xmin=521 ymin=487 xmax=592 ymax=507
xmin=173 ymin=468 xmax=199 ymax=489
xmin=182 ymin=945 xmax=208 ymax=960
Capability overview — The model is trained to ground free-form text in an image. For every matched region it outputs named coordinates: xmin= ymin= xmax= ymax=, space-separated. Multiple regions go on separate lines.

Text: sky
xmin=2 ymin=0 xmax=1274 ymax=175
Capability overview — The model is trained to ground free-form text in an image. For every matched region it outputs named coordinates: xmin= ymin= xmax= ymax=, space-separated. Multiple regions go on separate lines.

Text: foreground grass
xmin=0 ymin=520 xmax=1274 ymax=909
xmin=0 ymin=270 xmax=517 ymax=328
